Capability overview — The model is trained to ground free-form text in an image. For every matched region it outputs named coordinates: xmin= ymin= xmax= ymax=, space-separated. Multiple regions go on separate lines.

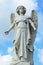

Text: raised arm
xmin=7 ymin=22 xmax=15 ymax=32
xmin=28 ymin=19 xmax=36 ymax=31
xmin=5 ymin=21 xmax=15 ymax=35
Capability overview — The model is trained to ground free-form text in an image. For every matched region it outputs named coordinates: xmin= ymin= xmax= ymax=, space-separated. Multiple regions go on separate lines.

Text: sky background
xmin=0 ymin=0 xmax=43 ymax=65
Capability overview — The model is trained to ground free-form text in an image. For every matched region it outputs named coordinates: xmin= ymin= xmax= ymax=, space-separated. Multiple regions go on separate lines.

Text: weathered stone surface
xmin=10 ymin=60 xmax=30 ymax=65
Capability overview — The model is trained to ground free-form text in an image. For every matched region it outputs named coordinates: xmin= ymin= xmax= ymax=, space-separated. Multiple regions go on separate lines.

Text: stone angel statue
xmin=5 ymin=6 xmax=38 ymax=65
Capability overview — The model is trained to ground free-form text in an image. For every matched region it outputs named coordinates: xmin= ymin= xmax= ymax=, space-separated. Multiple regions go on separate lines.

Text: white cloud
xmin=0 ymin=55 xmax=12 ymax=65
xmin=7 ymin=47 xmax=13 ymax=54
xmin=37 ymin=49 xmax=43 ymax=64
xmin=0 ymin=0 xmax=4 ymax=4
xmin=0 ymin=0 xmax=5 ymax=4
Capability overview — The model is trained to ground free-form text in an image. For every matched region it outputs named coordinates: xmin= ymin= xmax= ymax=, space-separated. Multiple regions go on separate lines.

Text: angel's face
xmin=19 ymin=9 xmax=24 ymax=15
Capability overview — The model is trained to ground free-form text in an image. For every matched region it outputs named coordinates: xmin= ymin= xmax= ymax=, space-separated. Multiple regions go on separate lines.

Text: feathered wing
xmin=29 ymin=10 xmax=38 ymax=45
xmin=26 ymin=10 xmax=38 ymax=61
xmin=10 ymin=13 xmax=15 ymax=24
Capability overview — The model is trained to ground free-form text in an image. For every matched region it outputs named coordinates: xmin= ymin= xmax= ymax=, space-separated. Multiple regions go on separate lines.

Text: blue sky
xmin=0 ymin=0 xmax=43 ymax=65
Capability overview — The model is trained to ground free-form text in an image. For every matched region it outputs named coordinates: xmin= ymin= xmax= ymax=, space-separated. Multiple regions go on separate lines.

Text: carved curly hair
xmin=16 ymin=5 xmax=26 ymax=15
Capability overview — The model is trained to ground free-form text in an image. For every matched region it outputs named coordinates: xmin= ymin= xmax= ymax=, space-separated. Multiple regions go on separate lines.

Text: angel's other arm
xmin=29 ymin=19 xmax=36 ymax=31
xmin=7 ymin=21 xmax=15 ymax=32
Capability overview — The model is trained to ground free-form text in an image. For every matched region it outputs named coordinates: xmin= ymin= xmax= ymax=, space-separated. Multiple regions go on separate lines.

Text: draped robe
xmin=14 ymin=15 xmax=35 ymax=59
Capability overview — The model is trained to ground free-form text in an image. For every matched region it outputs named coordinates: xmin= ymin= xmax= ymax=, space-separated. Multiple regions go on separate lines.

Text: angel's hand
xmin=4 ymin=31 xmax=9 ymax=35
